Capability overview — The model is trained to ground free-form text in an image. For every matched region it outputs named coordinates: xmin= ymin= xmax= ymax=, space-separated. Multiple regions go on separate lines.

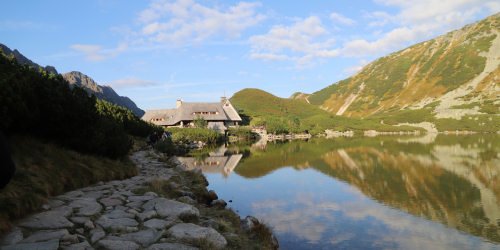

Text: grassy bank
xmin=0 ymin=136 xmax=137 ymax=234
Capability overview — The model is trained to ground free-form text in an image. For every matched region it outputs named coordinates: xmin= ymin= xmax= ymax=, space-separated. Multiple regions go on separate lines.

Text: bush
xmin=165 ymin=127 xmax=222 ymax=144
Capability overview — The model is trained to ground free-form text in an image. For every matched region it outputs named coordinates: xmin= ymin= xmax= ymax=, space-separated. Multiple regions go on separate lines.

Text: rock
xmin=1 ymin=227 xmax=23 ymax=245
xmin=103 ymin=209 xmax=135 ymax=219
xmin=90 ymin=228 xmax=106 ymax=243
xmin=144 ymin=198 xmax=199 ymax=219
xmin=75 ymin=228 xmax=84 ymax=234
xmin=121 ymin=229 xmax=163 ymax=247
xmin=147 ymin=243 xmax=198 ymax=250
xmin=128 ymin=195 xmax=156 ymax=202
xmin=69 ymin=198 xmax=103 ymax=217
xmin=144 ymin=192 xmax=158 ymax=197
xmin=70 ymin=217 xmax=91 ymax=225
xmin=100 ymin=197 xmax=123 ymax=207
xmin=137 ymin=210 xmax=157 ymax=222
xmin=143 ymin=219 xmax=175 ymax=230
xmin=21 ymin=229 xmax=69 ymax=243
xmin=2 ymin=239 xmax=59 ymax=250
xmin=62 ymin=240 xmax=91 ymax=250
xmin=207 ymin=190 xmax=218 ymax=201
xmin=242 ymin=216 xmax=260 ymax=231
xmin=47 ymin=199 xmax=65 ymax=209
xmin=81 ymin=191 xmax=104 ymax=199
xmin=210 ymin=199 xmax=227 ymax=208
xmin=167 ymin=223 xmax=227 ymax=249
xmin=97 ymin=239 xmax=140 ymax=250
xmin=84 ymin=220 xmax=95 ymax=230
xmin=61 ymin=234 xmax=79 ymax=244
xmin=126 ymin=201 xmax=144 ymax=209
xmin=177 ymin=196 xmax=196 ymax=205
xmin=19 ymin=210 xmax=74 ymax=229
xmin=96 ymin=216 xmax=139 ymax=231
xmin=57 ymin=190 xmax=84 ymax=200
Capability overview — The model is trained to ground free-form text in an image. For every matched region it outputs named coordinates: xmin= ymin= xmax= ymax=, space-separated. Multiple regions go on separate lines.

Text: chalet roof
xmin=142 ymin=99 xmax=242 ymax=126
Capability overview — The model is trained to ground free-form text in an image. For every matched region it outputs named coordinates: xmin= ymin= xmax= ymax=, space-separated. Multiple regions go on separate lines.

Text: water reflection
xmin=181 ymin=134 xmax=500 ymax=249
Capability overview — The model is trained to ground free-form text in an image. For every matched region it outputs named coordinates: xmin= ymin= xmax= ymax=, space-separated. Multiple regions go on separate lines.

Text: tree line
xmin=0 ymin=54 xmax=161 ymax=159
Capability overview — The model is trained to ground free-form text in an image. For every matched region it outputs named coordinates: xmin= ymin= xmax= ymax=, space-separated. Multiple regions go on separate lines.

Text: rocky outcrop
xmin=63 ymin=71 xmax=145 ymax=117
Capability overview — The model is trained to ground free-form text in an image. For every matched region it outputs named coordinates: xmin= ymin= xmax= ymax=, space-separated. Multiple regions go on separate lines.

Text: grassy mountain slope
xmin=301 ymin=13 xmax=499 ymax=122
xmin=230 ymin=88 xmax=419 ymax=134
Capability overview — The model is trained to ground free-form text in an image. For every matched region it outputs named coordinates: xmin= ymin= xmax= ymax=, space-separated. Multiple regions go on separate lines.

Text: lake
xmin=178 ymin=134 xmax=500 ymax=249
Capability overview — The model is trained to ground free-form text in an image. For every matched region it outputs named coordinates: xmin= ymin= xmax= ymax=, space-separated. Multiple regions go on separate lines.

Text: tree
xmin=194 ymin=116 xmax=207 ymax=128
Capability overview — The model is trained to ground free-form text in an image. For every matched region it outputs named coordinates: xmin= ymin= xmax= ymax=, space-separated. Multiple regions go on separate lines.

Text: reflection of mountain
xmin=177 ymin=146 xmax=242 ymax=177
xmin=234 ymin=135 xmax=500 ymax=243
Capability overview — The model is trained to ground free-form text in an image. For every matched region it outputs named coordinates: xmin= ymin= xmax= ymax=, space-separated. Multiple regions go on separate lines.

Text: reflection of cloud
xmin=250 ymin=189 xmax=497 ymax=249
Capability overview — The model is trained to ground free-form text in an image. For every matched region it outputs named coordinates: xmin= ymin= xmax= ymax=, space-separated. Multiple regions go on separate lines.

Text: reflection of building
xmin=177 ymin=146 xmax=243 ymax=177
xmin=142 ymin=97 xmax=242 ymax=131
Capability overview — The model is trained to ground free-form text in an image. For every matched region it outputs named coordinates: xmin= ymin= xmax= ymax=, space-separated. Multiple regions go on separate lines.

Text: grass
xmin=0 ymin=135 xmax=137 ymax=234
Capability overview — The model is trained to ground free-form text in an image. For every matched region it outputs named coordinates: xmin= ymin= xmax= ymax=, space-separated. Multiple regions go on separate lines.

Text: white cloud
xmin=249 ymin=16 xmax=339 ymax=67
xmin=108 ymin=78 xmax=157 ymax=88
xmin=330 ymin=12 xmax=355 ymax=25
xmin=137 ymin=0 xmax=265 ymax=45
xmin=339 ymin=0 xmax=498 ymax=58
xmin=70 ymin=43 xmax=128 ymax=61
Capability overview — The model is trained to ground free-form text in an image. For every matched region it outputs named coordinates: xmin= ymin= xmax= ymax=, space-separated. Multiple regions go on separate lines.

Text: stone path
xmin=0 ymin=150 xmax=228 ymax=250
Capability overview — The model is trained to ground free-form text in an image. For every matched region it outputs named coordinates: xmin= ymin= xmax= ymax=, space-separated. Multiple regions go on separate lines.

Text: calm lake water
xmin=178 ymin=134 xmax=500 ymax=249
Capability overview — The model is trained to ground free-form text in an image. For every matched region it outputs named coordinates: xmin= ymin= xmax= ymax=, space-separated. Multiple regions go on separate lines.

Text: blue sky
xmin=1 ymin=0 xmax=498 ymax=110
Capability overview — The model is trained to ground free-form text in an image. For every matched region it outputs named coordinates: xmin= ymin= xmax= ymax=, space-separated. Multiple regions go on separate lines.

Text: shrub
xmin=165 ymin=127 xmax=222 ymax=144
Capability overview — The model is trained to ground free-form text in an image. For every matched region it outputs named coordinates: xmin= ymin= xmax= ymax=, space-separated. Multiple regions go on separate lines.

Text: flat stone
xmin=84 ymin=220 xmax=95 ymax=230
xmin=147 ymin=243 xmax=199 ymax=250
xmin=144 ymin=198 xmax=199 ymax=219
xmin=2 ymin=239 xmax=59 ymax=250
xmin=97 ymin=239 xmax=140 ymax=250
xmin=128 ymin=195 xmax=156 ymax=202
xmin=143 ymin=219 xmax=175 ymax=230
xmin=90 ymin=228 xmax=106 ymax=243
xmin=81 ymin=191 xmax=104 ymax=199
xmin=58 ymin=190 xmax=84 ymax=200
xmin=69 ymin=198 xmax=103 ymax=217
xmin=70 ymin=217 xmax=91 ymax=225
xmin=167 ymin=223 xmax=227 ymax=249
xmin=1 ymin=227 xmax=23 ymax=245
xmin=137 ymin=210 xmax=157 ymax=222
xmin=103 ymin=209 xmax=135 ymax=219
xmin=121 ymin=229 xmax=163 ymax=247
xmin=126 ymin=201 xmax=144 ymax=209
xmin=21 ymin=229 xmax=69 ymax=243
xmin=19 ymin=210 xmax=74 ymax=229
xmin=96 ymin=216 xmax=139 ymax=231
xmin=62 ymin=240 xmax=91 ymax=250
xmin=144 ymin=192 xmax=158 ymax=197
xmin=100 ymin=197 xmax=123 ymax=207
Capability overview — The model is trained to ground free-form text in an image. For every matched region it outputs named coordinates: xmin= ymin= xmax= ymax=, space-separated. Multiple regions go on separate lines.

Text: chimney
xmin=176 ymin=99 xmax=182 ymax=108
xmin=220 ymin=96 xmax=227 ymax=104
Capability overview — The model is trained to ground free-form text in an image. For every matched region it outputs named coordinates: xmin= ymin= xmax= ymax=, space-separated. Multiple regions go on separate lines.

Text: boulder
xmin=95 ymin=216 xmax=139 ymax=231
xmin=2 ymin=239 xmax=59 ymax=250
xmin=121 ymin=228 xmax=163 ymax=247
xmin=143 ymin=219 xmax=175 ymax=230
xmin=97 ymin=239 xmax=140 ymax=250
xmin=167 ymin=223 xmax=227 ymax=249
xmin=20 ymin=229 xmax=69 ymax=243
xmin=144 ymin=198 xmax=199 ymax=219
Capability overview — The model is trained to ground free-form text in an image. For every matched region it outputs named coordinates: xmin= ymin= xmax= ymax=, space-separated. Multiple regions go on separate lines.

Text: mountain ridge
xmin=294 ymin=13 xmax=499 ymax=119
xmin=0 ymin=43 xmax=144 ymax=117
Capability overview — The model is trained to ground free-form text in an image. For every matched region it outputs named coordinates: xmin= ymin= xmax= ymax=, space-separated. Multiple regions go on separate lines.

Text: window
xmin=193 ymin=111 xmax=218 ymax=115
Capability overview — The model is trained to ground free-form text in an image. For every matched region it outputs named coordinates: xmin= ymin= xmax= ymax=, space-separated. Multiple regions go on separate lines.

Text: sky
xmin=1 ymin=0 xmax=498 ymax=110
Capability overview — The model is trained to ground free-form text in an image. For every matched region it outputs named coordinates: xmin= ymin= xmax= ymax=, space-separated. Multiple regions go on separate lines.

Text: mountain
xmin=0 ymin=43 xmax=57 ymax=74
xmin=0 ymin=43 xmax=144 ymax=117
xmin=294 ymin=13 xmax=499 ymax=120
xmin=63 ymin=71 xmax=144 ymax=117
xmin=230 ymin=88 xmax=419 ymax=134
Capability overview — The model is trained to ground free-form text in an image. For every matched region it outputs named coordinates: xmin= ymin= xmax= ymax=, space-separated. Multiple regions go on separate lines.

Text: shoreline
xmin=1 ymin=148 xmax=278 ymax=249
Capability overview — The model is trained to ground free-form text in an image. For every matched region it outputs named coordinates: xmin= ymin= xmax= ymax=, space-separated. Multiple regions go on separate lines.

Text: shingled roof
xmin=142 ymin=99 xmax=242 ymax=126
